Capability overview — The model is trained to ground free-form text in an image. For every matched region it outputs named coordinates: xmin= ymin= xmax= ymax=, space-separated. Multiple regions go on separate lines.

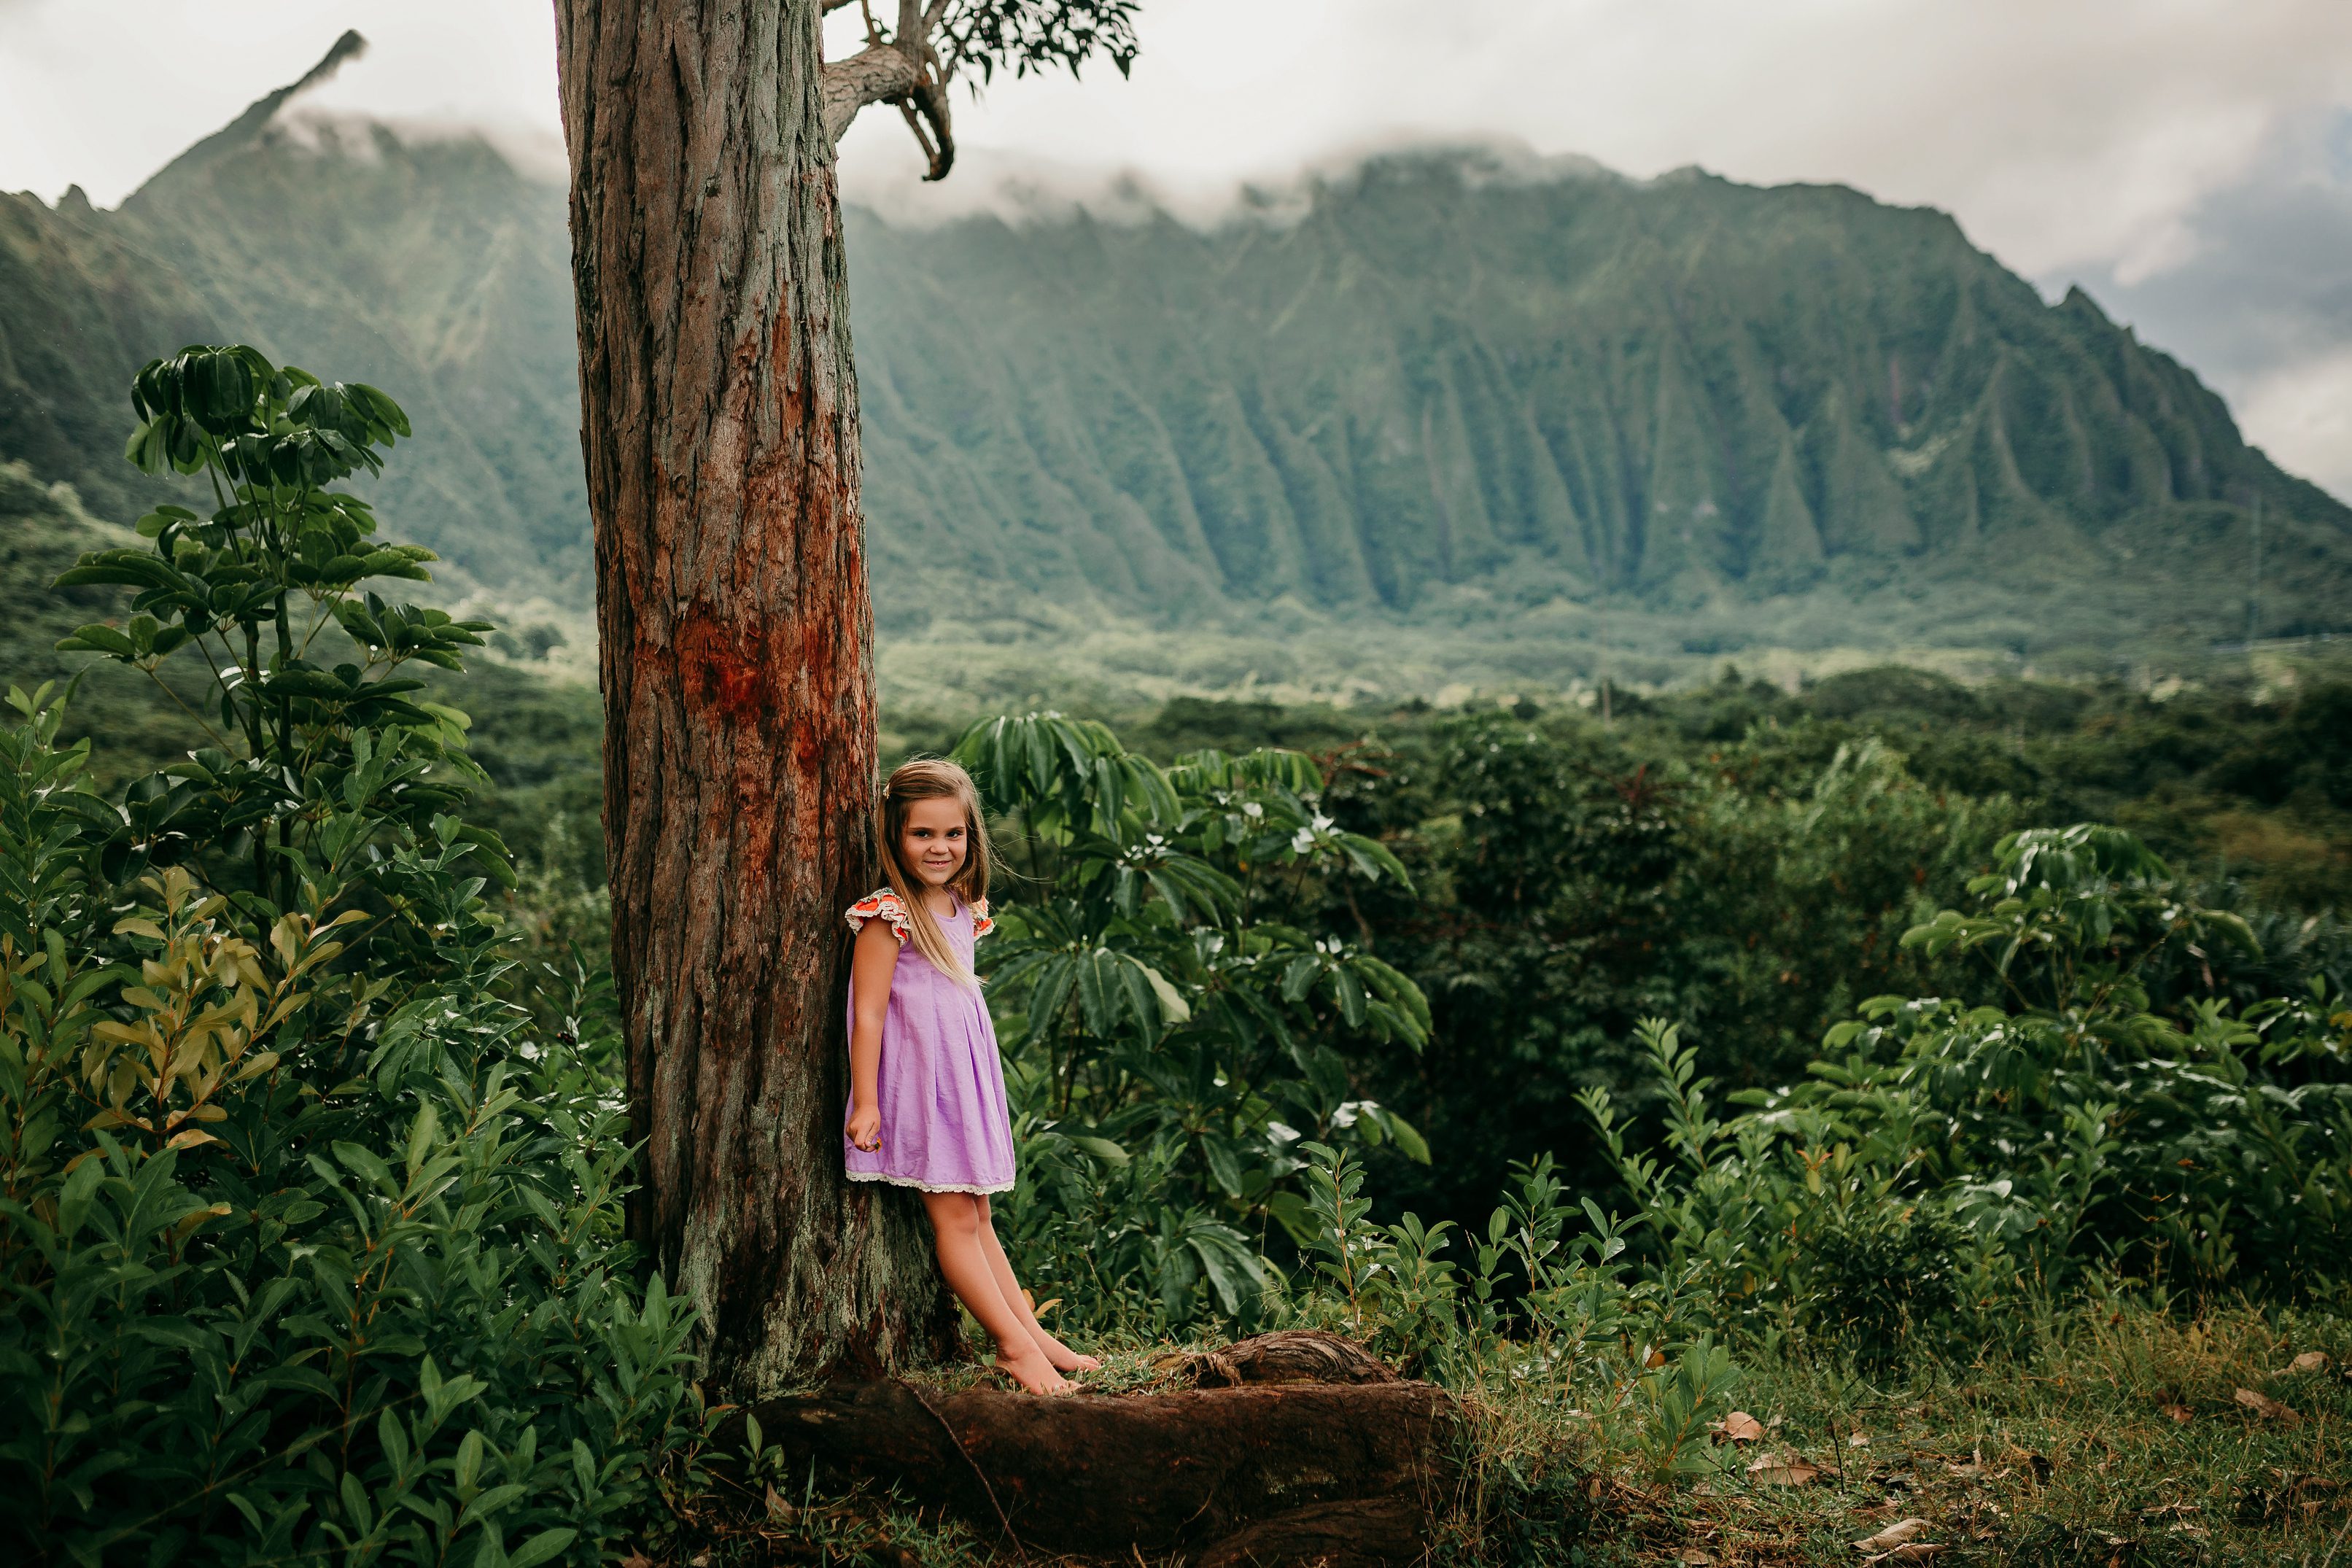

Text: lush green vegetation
xmin=6 ymin=348 xmax=2349 ymax=1567
xmin=0 ymin=354 xmax=694 ymax=1567
xmin=1115 ymin=670 xmax=2352 ymax=1237
xmin=942 ymin=701 xmax=2352 ymax=1318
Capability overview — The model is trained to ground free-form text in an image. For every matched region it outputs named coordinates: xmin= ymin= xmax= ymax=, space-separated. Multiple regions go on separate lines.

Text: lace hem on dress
xmin=845 ymin=1168 xmax=1014 ymax=1195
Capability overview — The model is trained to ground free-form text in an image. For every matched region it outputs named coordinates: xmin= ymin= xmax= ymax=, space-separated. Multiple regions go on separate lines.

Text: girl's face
xmin=899 ymin=795 xmax=969 ymax=888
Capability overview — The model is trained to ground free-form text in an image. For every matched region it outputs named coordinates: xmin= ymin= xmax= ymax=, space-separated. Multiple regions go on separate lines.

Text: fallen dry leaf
xmin=1712 ymin=1410 xmax=1765 ymax=1444
xmin=2235 ymin=1387 xmax=2302 ymax=1424
xmin=1677 ymin=1550 xmax=1717 ymax=1566
xmin=764 ymin=1484 xmax=798 ymax=1524
xmin=2287 ymin=1351 xmax=2329 ymax=1373
xmin=2161 ymin=1402 xmax=2192 ymax=1424
xmin=1748 ymin=1457 xmax=1821 ymax=1486
xmin=1866 ymin=1545 xmax=1947 ymax=1566
xmin=618 ymin=1555 xmax=656 ymax=1568
xmin=1853 ymin=1518 xmax=1932 ymax=1552
xmin=1849 ymin=1430 xmax=1871 ymax=1448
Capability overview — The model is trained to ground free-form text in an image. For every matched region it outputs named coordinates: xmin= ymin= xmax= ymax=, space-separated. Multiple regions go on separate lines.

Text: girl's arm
xmin=845 ymin=918 xmax=899 ymax=1150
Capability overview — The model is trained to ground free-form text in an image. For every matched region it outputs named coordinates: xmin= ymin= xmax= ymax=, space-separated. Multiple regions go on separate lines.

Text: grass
xmin=650 ymin=1467 xmax=987 ymax=1568
xmin=639 ymin=1300 xmax=2352 ymax=1566
xmin=1455 ymin=1299 xmax=2352 ymax=1567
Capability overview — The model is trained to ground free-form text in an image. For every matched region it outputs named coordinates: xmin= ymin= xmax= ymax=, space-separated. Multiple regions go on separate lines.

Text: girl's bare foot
xmin=993 ymin=1340 xmax=1071 ymax=1395
xmin=1029 ymin=1328 xmax=1100 ymax=1373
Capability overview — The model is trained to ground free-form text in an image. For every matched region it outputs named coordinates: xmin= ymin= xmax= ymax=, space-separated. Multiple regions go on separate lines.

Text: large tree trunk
xmin=555 ymin=0 xmax=958 ymax=1393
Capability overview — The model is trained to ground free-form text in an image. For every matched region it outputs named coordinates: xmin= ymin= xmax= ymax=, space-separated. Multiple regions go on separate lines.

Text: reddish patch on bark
xmin=674 ymin=609 xmax=777 ymax=729
xmin=661 ymin=605 xmax=806 ymax=901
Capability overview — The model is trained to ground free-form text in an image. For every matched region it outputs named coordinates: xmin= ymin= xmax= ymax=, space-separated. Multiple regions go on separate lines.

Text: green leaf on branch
xmin=57 ymin=624 xmax=136 ymax=659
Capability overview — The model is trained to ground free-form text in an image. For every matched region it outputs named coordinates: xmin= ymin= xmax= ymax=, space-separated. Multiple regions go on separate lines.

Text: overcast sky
xmin=5 ymin=0 xmax=2349 ymax=496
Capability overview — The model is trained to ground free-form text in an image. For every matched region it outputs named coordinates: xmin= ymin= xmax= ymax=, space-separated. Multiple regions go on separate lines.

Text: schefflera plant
xmin=55 ymin=344 xmax=503 ymax=913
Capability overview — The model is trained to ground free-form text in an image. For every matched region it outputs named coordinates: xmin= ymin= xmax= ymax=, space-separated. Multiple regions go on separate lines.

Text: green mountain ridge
xmin=847 ymin=154 xmax=2351 ymax=644
xmin=5 ymin=112 xmax=589 ymax=603
xmin=4 ymin=80 xmax=2348 ymax=683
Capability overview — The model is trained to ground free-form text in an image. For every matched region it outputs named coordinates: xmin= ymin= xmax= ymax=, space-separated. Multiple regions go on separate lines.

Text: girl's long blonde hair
xmin=877 ymin=758 xmax=993 ymax=990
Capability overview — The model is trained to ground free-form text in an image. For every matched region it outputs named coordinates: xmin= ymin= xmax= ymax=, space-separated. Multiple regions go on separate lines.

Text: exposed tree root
xmin=723 ymin=1332 xmax=1462 ymax=1564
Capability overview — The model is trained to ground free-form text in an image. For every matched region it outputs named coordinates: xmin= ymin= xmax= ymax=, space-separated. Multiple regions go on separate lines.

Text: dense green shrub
xmin=1319 ymin=711 xmax=2011 ymax=1226
xmin=1564 ymin=826 xmax=2352 ymax=1370
xmin=0 ymin=347 xmax=694 ymax=1567
xmin=1798 ymin=1206 xmax=1971 ymax=1369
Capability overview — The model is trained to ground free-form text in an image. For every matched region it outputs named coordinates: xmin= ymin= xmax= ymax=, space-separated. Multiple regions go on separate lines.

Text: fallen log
xmin=727 ymin=1333 xmax=1463 ymax=1564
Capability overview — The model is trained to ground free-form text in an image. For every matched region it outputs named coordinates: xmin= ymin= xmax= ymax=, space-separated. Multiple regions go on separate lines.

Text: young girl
xmin=842 ymin=758 xmax=1099 ymax=1395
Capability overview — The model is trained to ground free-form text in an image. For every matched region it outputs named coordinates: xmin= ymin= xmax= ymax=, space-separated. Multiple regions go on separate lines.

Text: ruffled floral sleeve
xmin=972 ymin=897 xmax=995 ymax=939
xmin=845 ymin=889 xmax=912 ymax=944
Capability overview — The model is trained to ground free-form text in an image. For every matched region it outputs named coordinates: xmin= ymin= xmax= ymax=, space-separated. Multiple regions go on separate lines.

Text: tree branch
xmin=820 ymin=41 xmax=917 ymax=141
xmin=819 ymin=4 xmax=956 ymax=179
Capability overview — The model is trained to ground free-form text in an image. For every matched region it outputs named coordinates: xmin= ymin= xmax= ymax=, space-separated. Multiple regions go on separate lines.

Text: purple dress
xmin=842 ymin=888 xmax=1016 ymax=1195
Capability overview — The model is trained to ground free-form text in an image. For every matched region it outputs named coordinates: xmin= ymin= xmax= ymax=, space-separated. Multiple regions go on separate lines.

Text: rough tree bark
xmin=554 ymin=0 xmax=958 ymax=1392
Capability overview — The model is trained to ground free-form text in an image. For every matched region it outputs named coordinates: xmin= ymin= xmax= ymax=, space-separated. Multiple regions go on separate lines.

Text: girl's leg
xmin=921 ymin=1191 xmax=1068 ymax=1394
xmin=974 ymin=1196 xmax=1101 ymax=1373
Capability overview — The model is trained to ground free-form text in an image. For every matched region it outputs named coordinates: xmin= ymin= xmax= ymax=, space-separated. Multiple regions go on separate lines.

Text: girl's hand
xmin=846 ymin=1103 xmax=882 ymax=1152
